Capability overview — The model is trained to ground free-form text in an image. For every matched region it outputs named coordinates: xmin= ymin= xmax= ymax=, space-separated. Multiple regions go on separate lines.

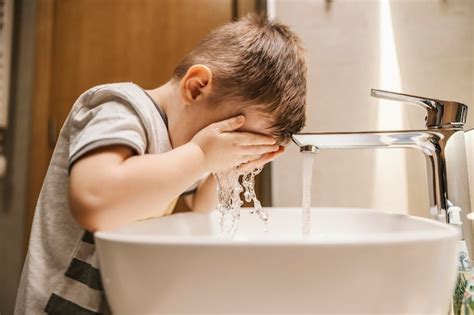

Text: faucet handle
xmin=371 ymin=89 xmax=468 ymax=129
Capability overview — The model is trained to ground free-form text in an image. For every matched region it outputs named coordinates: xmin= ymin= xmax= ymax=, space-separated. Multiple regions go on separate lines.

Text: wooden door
xmin=27 ymin=0 xmax=265 ymax=250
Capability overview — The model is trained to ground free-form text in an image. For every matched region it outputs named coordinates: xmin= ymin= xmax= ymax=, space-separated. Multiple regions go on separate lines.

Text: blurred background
xmin=0 ymin=0 xmax=473 ymax=313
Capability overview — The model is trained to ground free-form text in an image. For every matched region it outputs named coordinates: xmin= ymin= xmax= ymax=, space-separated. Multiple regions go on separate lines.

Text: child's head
xmin=173 ymin=14 xmax=307 ymax=144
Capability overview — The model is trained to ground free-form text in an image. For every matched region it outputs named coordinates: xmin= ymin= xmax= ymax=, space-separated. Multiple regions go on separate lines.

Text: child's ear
xmin=180 ymin=65 xmax=213 ymax=105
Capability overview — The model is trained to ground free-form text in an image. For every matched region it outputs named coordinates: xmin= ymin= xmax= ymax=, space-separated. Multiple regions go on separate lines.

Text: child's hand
xmin=237 ymin=145 xmax=285 ymax=173
xmin=191 ymin=115 xmax=279 ymax=172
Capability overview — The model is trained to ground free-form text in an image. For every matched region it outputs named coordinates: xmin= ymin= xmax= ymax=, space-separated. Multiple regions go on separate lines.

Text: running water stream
xmin=302 ymin=152 xmax=315 ymax=237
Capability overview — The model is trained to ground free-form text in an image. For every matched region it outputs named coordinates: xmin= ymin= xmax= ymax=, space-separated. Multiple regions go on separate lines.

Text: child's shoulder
xmin=69 ymin=82 xmax=151 ymax=116
xmin=78 ymin=82 xmax=138 ymax=104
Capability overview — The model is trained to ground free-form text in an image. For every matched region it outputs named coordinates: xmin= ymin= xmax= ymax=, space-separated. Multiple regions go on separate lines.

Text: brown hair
xmin=173 ymin=13 xmax=307 ymax=143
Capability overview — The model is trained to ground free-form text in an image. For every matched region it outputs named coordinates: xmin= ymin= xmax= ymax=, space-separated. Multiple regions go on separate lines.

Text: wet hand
xmin=237 ymin=145 xmax=285 ymax=173
xmin=190 ymin=115 xmax=279 ymax=172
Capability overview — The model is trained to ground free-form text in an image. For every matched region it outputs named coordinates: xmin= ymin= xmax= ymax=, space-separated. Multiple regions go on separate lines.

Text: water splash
xmin=214 ymin=168 xmax=242 ymax=238
xmin=214 ymin=167 xmax=268 ymax=238
xmin=242 ymin=167 xmax=268 ymax=231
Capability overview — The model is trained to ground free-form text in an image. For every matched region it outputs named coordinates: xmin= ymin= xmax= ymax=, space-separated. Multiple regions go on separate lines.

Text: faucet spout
xmin=292 ymin=128 xmax=472 ymax=253
xmin=299 ymin=145 xmax=318 ymax=154
xmin=292 ymin=130 xmax=442 ymax=153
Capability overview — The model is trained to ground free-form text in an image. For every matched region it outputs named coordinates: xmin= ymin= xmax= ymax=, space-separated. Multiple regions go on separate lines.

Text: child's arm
xmin=69 ymin=115 xmax=278 ymax=231
xmin=184 ymin=174 xmax=218 ymax=213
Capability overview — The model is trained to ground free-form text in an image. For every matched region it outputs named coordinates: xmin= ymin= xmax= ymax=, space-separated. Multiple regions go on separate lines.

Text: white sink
xmin=95 ymin=207 xmax=459 ymax=314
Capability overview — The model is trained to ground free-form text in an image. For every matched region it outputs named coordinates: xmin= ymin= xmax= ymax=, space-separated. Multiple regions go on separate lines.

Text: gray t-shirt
xmin=15 ymin=82 xmax=194 ymax=314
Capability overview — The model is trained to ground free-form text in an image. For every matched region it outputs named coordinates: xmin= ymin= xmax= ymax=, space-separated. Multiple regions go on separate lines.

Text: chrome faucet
xmin=292 ymin=89 xmax=472 ymax=252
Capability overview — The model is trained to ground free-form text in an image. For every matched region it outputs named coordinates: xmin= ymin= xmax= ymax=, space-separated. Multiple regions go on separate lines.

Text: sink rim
xmin=94 ymin=207 xmax=459 ymax=246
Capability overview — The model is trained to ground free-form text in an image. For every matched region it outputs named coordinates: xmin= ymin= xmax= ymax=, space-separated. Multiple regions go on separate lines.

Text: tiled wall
xmin=271 ymin=0 xmax=474 ymax=218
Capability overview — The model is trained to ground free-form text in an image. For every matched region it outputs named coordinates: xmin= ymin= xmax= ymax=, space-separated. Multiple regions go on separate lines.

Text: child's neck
xmin=145 ymin=81 xmax=173 ymax=115
xmin=145 ymin=81 xmax=195 ymax=148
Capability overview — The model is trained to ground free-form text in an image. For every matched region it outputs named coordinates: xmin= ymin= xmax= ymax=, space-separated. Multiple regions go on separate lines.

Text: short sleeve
xmin=181 ymin=181 xmax=200 ymax=196
xmin=68 ymin=100 xmax=147 ymax=168
xmin=180 ymin=173 xmax=211 ymax=197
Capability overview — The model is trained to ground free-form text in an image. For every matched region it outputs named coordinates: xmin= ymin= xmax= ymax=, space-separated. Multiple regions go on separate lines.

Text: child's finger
xmin=276 ymin=145 xmax=285 ymax=154
xmin=240 ymin=144 xmax=279 ymax=155
xmin=238 ymin=150 xmax=282 ymax=172
xmin=262 ymin=148 xmax=284 ymax=161
xmin=238 ymin=159 xmax=268 ymax=173
xmin=213 ymin=115 xmax=246 ymax=132
xmin=233 ymin=132 xmax=276 ymax=146
xmin=238 ymin=154 xmax=263 ymax=164
xmin=238 ymin=145 xmax=284 ymax=166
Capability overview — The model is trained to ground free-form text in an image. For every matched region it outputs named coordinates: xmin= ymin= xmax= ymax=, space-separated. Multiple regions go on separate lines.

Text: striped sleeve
xmin=45 ymin=231 xmax=111 ymax=314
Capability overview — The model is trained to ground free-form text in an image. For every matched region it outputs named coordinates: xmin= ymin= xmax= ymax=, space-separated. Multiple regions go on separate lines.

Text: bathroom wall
xmin=271 ymin=0 xmax=474 ymax=219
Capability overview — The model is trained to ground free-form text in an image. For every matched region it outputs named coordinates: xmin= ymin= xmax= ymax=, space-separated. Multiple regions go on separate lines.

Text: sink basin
xmin=95 ymin=207 xmax=459 ymax=314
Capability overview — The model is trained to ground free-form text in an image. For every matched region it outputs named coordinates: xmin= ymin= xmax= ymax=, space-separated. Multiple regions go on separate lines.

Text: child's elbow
xmin=69 ymin=187 xmax=110 ymax=232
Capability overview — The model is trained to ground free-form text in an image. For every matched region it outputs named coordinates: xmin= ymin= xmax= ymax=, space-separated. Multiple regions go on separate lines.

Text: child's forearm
xmin=191 ymin=174 xmax=218 ymax=213
xmin=70 ymin=142 xmax=206 ymax=231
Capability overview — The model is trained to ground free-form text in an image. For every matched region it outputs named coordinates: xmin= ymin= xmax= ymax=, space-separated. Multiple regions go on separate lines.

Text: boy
xmin=15 ymin=14 xmax=307 ymax=314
